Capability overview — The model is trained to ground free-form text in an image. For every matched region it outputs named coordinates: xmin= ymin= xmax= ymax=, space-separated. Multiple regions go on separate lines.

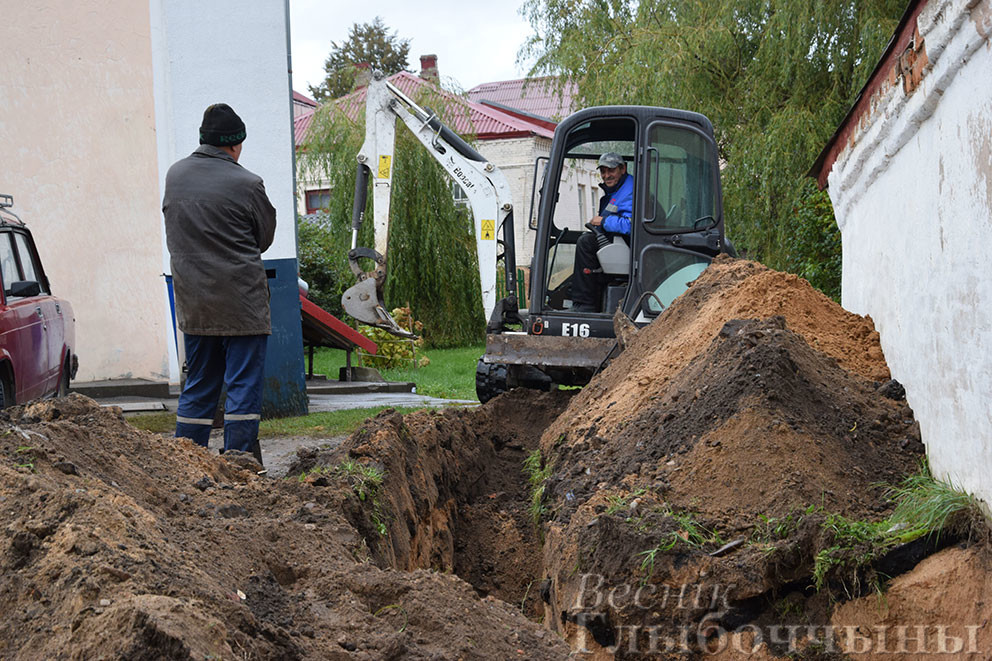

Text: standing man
xmin=163 ymin=103 xmax=276 ymax=464
xmin=571 ymin=152 xmax=634 ymax=312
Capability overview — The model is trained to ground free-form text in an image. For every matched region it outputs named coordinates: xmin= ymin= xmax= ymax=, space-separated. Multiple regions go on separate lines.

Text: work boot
xmin=251 ymin=440 xmax=264 ymax=468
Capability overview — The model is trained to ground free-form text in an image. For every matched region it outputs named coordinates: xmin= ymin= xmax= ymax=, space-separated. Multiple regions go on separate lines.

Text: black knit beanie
xmin=199 ymin=103 xmax=247 ymax=146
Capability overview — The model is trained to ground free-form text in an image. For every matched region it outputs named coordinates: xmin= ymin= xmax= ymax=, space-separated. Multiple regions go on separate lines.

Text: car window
xmin=13 ymin=232 xmax=47 ymax=294
xmin=0 ymin=233 xmax=18 ymax=296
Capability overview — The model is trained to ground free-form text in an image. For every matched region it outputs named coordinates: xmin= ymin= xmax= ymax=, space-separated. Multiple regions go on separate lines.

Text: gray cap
xmin=597 ymin=152 xmax=625 ymax=169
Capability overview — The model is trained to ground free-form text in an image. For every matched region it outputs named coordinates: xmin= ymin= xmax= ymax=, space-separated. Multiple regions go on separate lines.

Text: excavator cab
xmin=478 ymin=106 xmax=730 ymax=400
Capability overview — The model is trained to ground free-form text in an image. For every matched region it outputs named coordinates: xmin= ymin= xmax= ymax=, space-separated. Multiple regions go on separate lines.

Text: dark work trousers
xmin=571 ymin=231 xmax=608 ymax=308
xmin=175 ymin=334 xmax=267 ymax=452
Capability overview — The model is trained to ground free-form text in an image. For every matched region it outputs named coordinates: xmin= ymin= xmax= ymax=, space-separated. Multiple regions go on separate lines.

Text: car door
xmin=12 ymin=230 xmax=62 ymax=392
xmin=0 ymin=230 xmax=49 ymax=402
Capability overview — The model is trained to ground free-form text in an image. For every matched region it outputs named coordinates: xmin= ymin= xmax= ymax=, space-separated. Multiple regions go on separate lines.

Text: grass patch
xmin=309 ymin=344 xmax=484 ymax=400
xmin=605 ymin=488 xmax=648 ymax=516
xmin=302 ymin=460 xmax=389 ymax=536
xmin=523 ymin=449 xmax=554 ymax=527
xmin=128 ymin=406 xmax=425 ymax=438
xmin=753 ymin=461 xmax=986 ymax=595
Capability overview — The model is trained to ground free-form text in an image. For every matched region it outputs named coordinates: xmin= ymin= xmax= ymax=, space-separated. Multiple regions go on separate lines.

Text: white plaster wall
xmin=0 ymin=0 xmax=169 ymax=382
xmin=150 ymin=0 xmax=297 ymax=380
xmin=827 ymin=0 xmax=992 ymax=504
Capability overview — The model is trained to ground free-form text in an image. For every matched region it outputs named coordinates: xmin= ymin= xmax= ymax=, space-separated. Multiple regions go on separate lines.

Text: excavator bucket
xmin=341 ymin=247 xmax=418 ymax=339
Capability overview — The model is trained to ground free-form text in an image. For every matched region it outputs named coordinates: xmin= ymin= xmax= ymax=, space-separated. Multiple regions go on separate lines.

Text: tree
xmin=309 ymin=17 xmax=411 ymax=101
xmin=297 ymin=90 xmax=485 ymax=348
xmin=520 ymin=0 xmax=905 ymax=296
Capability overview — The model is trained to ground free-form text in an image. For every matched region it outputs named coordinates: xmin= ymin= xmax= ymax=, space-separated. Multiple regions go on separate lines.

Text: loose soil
xmin=2 ymin=256 xmax=987 ymax=659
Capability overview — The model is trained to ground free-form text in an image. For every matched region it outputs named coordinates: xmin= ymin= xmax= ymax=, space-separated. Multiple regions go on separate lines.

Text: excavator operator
xmin=571 ymin=152 xmax=634 ymax=312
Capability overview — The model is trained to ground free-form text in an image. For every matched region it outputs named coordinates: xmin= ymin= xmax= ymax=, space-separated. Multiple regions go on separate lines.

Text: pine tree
xmin=309 ymin=18 xmax=411 ymax=101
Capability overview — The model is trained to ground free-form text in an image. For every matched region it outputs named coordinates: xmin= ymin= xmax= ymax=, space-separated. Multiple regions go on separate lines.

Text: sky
xmin=288 ymin=0 xmax=536 ymax=96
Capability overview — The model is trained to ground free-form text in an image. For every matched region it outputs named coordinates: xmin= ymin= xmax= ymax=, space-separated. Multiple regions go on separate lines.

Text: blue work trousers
xmin=175 ymin=334 xmax=267 ymax=452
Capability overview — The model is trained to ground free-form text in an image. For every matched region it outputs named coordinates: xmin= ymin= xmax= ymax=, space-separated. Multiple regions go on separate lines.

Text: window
xmin=0 ymin=231 xmax=48 ymax=298
xmin=643 ymin=123 xmax=718 ymax=232
xmin=451 ymin=181 xmax=470 ymax=206
xmin=305 ymin=189 xmax=331 ymax=214
xmin=577 ymin=184 xmax=587 ymax=220
xmin=640 ymin=248 xmax=709 ymax=313
xmin=0 ymin=233 xmax=17 ymax=296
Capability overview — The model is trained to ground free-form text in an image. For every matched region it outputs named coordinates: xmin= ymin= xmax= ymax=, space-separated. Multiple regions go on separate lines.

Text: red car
xmin=0 ymin=194 xmax=77 ymax=407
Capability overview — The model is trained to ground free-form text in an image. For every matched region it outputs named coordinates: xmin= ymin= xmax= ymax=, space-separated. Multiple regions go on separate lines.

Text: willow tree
xmin=298 ymin=93 xmax=485 ymax=348
xmin=520 ymin=0 xmax=905 ymax=298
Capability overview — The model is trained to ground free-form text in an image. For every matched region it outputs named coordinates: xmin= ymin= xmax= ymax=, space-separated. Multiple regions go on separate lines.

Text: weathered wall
xmin=827 ymin=0 xmax=992 ymax=504
xmin=0 ymin=0 xmax=168 ymax=382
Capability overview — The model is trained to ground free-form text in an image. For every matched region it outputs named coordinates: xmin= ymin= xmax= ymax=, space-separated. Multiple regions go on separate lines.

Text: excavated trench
xmin=287 ymin=389 xmax=568 ymax=620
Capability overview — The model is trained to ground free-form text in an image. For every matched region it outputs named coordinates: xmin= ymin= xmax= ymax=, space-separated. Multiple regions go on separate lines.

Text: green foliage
xmin=604 ymin=488 xmax=647 ymax=515
xmin=885 ymin=461 xmax=984 ymax=545
xmin=357 ymin=307 xmax=429 ymax=369
xmin=303 ymin=460 xmax=389 ymax=536
xmin=749 ymin=463 xmax=984 ymax=594
xmin=298 ymin=90 xmax=485 ymax=348
xmin=520 ymin=0 xmax=905 ymax=278
xmin=297 ymin=215 xmax=353 ymax=316
xmin=786 ymin=180 xmax=843 ymax=301
xmin=309 ymin=17 xmax=410 ymax=101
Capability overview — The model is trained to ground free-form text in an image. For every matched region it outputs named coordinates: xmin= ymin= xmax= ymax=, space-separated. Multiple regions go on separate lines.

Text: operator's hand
xmin=589 ymin=215 xmax=603 ymax=226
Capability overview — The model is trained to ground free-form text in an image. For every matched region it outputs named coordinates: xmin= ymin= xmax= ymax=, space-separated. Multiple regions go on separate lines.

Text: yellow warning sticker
xmin=481 ymin=219 xmax=496 ymax=240
xmin=378 ymin=155 xmax=392 ymax=179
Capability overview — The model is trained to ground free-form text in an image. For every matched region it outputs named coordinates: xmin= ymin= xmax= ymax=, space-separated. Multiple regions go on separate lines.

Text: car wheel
xmin=57 ymin=356 xmax=71 ymax=398
xmin=0 ymin=375 xmax=10 ymax=409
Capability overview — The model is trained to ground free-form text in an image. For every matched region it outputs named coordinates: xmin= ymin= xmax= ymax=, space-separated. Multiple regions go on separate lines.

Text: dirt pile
xmin=530 ymin=257 xmax=929 ymax=655
xmin=0 ymin=394 xmax=569 ymax=660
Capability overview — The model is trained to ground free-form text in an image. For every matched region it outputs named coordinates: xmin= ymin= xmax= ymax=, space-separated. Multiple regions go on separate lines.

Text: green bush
xmin=357 ymin=306 xmax=430 ymax=369
xmin=786 ymin=180 xmax=842 ymax=301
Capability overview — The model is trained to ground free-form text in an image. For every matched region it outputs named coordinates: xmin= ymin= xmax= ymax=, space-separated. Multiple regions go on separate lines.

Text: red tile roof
xmin=294 ymin=108 xmax=315 ymax=147
xmin=295 ymin=72 xmax=554 ymax=147
xmin=467 ymin=76 xmax=576 ymax=121
xmin=293 ymin=90 xmax=318 ymax=108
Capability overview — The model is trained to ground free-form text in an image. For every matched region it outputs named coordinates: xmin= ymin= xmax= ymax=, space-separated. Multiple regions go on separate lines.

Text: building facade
xmin=814 ymin=0 xmax=992 ymax=506
xmin=1 ymin=0 xmax=306 ymax=415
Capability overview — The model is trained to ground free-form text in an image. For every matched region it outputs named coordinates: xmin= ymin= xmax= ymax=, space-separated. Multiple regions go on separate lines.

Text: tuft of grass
xmin=300 ymin=459 xmax=389 ymax=537
xmin=810 ymin=461 xmax=984 ymax=594
xmin=640 ymin=508 xmax=723 ymax=582
xmin=605 ymin=488 xmax=647 ymax=516
xmin=523 ymin=449 xmax=554 ymax=527
xmin=812 ymin=512 xmax=885 ymax=592
xmin=884 ymin=463 xmax=983 ymax=544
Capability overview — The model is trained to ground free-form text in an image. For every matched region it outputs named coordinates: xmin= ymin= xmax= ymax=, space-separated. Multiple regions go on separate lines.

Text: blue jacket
xmin=599 ymin=173 xmax=634 ymax=235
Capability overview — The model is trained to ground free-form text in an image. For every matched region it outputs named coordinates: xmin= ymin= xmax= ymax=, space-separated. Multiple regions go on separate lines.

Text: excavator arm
xmin=342 ymin=71 xmax=517 ymax=338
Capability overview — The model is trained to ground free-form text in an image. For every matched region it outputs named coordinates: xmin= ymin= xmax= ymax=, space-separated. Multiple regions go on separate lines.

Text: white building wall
xmin=0 ymin=0 xmax=168 ymax=383
xmin=478 ymin=136 xmax=601 ymax=270
xmin=150 ymin=0 xmax=297 ymax=381
xmin=827 ymin=0 xmax=992 ymax=505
